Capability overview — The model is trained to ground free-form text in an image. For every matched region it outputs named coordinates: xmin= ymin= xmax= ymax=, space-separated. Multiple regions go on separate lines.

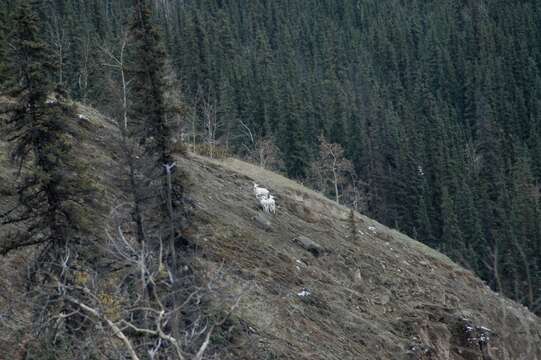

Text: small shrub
xmin=194 ymin=143 xmax=231 ymax=159
xmin=98 ymin=292 xmax=122 ymax=320
xmin=171 ymin=141 xmax=188 ymax=155
xmin=74 ymin=270 xmax=90 ymax=286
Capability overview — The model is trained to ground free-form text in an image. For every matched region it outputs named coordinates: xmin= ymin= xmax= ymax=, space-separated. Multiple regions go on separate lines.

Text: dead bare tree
xmin=342 ymin=173 xmax=368 ymax=213
xmin=238 ymin=119 xmax=256 ymax=153
xmin=78 ymin=35 xmax=92 ymax=103
xmin=99 ymin=30 xmax=151 ymax=250
xmin=47 ymin=13 xmax=68 ymax=85
xmin=163 ymin=61 xmax=188 ymax=148
xmin=195 ymin=87 xmax=221 ymax=158
xmin=313 ymin=135 xmax=353 ymax=204
xmin=0 ymin=195 xmax=244 ymax=359
xmin=189 ymin=103 xmax=198 ymax=153
xmin=41 ymin=220 xmax=244 ymax=360
xmin=100 ymin=31 xmax=130 ymax=131
xmin=238 ymin=120 xmax=282 ymax=170
xmin=254 ymin=137 xmax=282 ymax=170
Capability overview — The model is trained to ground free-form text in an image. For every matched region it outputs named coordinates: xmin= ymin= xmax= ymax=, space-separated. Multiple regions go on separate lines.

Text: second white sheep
xmin=259 ymin=194 xmax=276 ymax=214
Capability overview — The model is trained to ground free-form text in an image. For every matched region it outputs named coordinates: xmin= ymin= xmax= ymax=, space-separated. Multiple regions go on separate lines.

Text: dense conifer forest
xmin=1 ymin=0 xmax=541 ymax=322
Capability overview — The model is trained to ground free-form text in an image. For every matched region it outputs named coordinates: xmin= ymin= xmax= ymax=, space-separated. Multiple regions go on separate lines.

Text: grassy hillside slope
xmin=1 ymin=103 xmax=540 ymax=359
xmin=184 ymin=155 xmax=541 ymax=360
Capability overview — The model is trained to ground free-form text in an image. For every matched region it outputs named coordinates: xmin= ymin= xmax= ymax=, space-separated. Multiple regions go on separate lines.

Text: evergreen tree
xmin=126 ymin=0 xmax=191 ymax=344
xmin=129 ymin=0 xmax=172 ymax=166
xmin=0 ymin=5 xmax=10 ymax=85
xmin=507 ymin=148 xmax=540 ymax=306
xmin=279 ymin=88 xmax=307 ymax=179
xmin=455 ymin=180 xmax=485 ymax=271
xmin=0 ymin=10 xmax=97 ymax=353
xmin=440 ymin=186 xmax=465 ymax=262
xmin=1 ymin=1 xmax=93 ymax=258
xmin=415 ymin=186 xmax=435 ymax=245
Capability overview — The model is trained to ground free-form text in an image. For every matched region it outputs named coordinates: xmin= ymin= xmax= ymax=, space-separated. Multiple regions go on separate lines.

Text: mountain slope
xmin=183 ymin=154 xmax=541 ymax=360
xmin=0 ymin=104 xmax=540 ymax=359
xmin=4 ymin=0 xmax=541 ymax=315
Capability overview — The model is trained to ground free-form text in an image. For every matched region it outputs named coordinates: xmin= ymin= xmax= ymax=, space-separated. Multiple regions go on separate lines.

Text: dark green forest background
xmin=1 ymin=0 xmax=541 ymax=314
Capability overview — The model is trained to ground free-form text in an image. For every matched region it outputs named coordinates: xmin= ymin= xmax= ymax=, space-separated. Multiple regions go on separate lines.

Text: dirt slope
xmin=1 ymin=103 xmax=540 ymax=359
xmin=180 ymin=155 xmax=541 ymax=359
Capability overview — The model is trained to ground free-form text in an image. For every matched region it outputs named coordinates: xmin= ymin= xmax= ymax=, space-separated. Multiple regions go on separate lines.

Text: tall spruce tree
xmin=0 ymin=5 xmax=9 ymax=85
xmin=129 ymin=0 xmax=172 ymax=167
xmin=0 ymin=6 xmax=98 ymax=355
xmin=126 ymin=0 xmax=185 ymax=261
xmin=440 ymin=186 xmax=465 ymax=261
xmin=1 ymin=1 xmax=92 ymax=257
xmin=126 ymin=0 xmax=191 ymax=344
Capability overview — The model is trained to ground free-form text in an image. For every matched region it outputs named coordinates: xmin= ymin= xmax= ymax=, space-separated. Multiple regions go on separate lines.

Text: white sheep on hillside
xmin=259 ymin=195 xmax=271 ymax=213
xmin=253 ymin=182 xmax=277 ymax=214
xmin=253 ymin=182 xmax=269 ymax=199
xmin=259 ymin=194 xmax=276 ymax=214
xmin=267 ymin=195 xmax=276 ymax=214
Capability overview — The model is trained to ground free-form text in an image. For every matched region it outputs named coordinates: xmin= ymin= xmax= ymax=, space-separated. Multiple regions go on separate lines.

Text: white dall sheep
xmin=267 ymin=195 xmax=276 ymax=214
xmin=259 ymin=194 xmax=276 ymax=214
xmin=253 ymin=183 xmax=269 ymax=199
xmin=259 ymin=195 xmax=271 ymax=213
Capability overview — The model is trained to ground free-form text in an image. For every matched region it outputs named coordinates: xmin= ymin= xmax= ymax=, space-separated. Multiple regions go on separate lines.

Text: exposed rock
xmin=406 ymin=341 xmax=434 ymax=360
xmin=292 ymin=235 xmax=325 ymax=257
xmin=254 ymin=212 xmax=272 ymax=231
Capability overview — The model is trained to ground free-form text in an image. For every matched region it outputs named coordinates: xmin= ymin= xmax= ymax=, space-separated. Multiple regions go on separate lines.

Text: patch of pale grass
xmin=76 ymin=103 xmax=119 ymax=132
xmin=388 ymin=228 xmax=459 ymax=268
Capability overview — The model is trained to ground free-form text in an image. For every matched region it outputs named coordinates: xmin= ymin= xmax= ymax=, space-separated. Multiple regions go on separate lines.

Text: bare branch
xmin=63 ymin=294 xmax=141 ymax=360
